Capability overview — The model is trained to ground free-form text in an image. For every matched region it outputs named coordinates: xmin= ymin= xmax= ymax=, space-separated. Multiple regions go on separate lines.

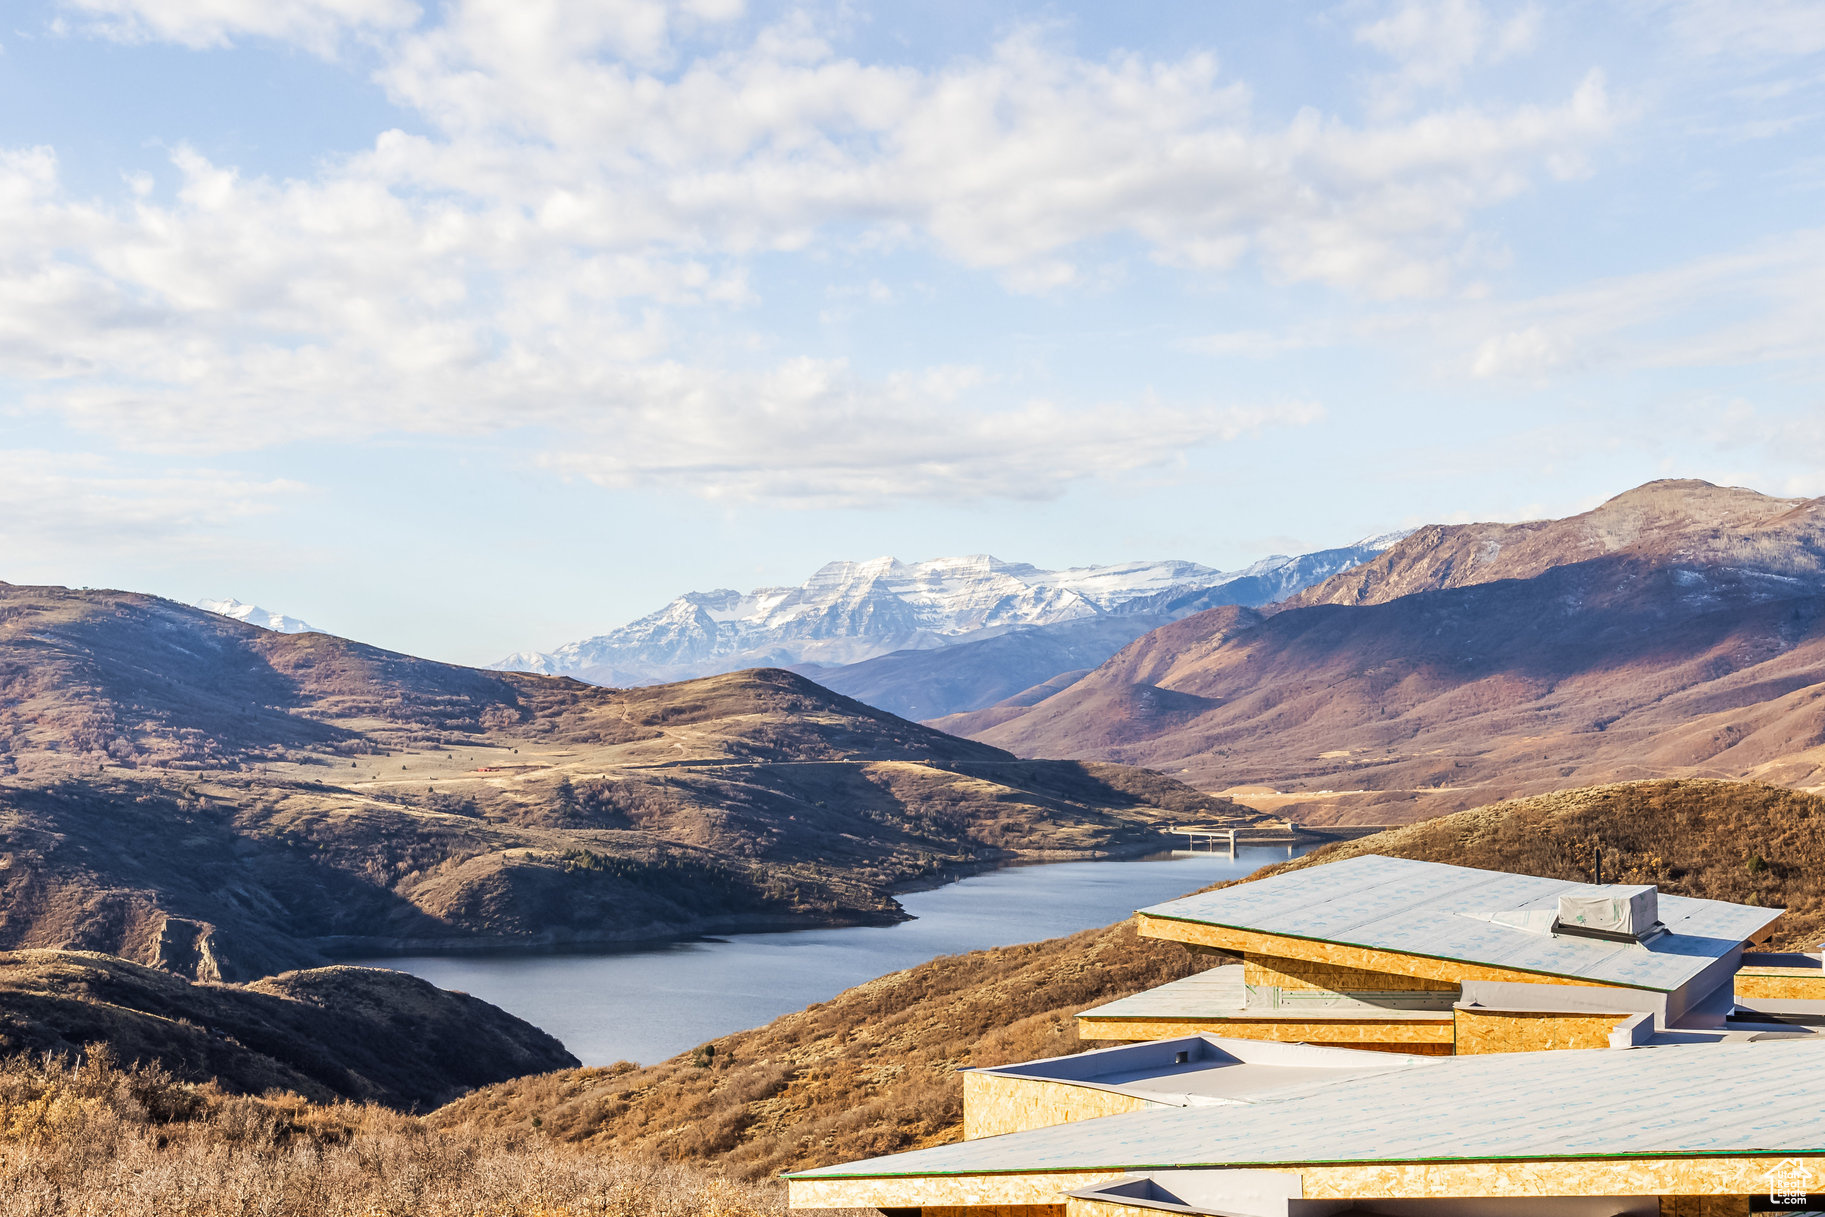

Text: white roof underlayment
xmin=1137 ymin=855 xmax=1781 ymax=994
xmin=790 ymin=1037 xmax=1825 ymax=1179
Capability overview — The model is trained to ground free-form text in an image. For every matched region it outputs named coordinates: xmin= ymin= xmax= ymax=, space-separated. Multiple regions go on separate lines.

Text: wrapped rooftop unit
xmin=1557 ymin=885 xmax=1661 ymax=942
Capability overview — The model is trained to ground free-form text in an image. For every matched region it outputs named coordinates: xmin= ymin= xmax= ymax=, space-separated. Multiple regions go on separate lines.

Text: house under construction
xmin=786 ymin=855 xmax=1825 ymax=1217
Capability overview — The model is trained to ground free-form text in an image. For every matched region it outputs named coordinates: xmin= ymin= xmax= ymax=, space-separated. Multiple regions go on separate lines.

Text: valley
xmin=0 ymin=581 xmax=1263 ymax=981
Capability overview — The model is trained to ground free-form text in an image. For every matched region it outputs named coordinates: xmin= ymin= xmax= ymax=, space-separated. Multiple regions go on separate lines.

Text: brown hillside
xmin=943 ymin=483 xmax=1825 ymax=823
xmin=1285 ymin=479 xmax=1824 ymax=608
xmin=0 ymin=1051 xmax=786 ymax=1217
xmin=431 ymin=919 xmax=1211 ymax=1180
xmin=438 ymin=778 xmax=1825 ymax=1178
xmin=1246 ymin=778 xmax=1825 ymax=946
xmin=0 ymin=951 xmax=575 ymax=1109
xmin=0 ymin=584 xmax=1262 ymax=979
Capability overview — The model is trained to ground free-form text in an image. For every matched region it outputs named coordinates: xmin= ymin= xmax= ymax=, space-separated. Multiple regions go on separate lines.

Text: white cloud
xmin=362 ymin=13 xmax=1616 ymax=294
xmin=1355 ymin=0 xmax=1542 ymax=116
xmin=1648 ymin=0 xmax=1825 ymax=61
xmin=4 ymin=3 xmax=1621 ymax=504
xmin=537 ymin=365 xmax=1324 ymax=505
xmin=1454 ymin=229 xmax=1825 ymax=380
xmin=0 ymin=451 xmax=300 ymax=556
xmin=60 ymin=0 xmax=421 ymax=53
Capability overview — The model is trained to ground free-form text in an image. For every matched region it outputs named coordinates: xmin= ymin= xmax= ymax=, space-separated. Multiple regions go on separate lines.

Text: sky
xmin=2 ymin=0 xmax=1824 ymax=664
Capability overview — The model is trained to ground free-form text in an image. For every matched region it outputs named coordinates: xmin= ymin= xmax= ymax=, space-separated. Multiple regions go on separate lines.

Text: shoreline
xmin=322 ymin=833 xmax=1297 ymax=967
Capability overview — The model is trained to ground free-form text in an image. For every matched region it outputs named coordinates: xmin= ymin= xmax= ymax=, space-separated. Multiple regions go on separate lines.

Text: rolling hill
xmin=0 ymin=581 xmax=1260 ymax=979
xmin=0 ymin=951 xmax=576 ymax=1109
xmin=938 ymin=481 xmax=1825 ymax=823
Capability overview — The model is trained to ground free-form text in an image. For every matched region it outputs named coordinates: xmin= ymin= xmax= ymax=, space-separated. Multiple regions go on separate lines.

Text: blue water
xmin=352 ymin=846 xmax=1307 ymax=1065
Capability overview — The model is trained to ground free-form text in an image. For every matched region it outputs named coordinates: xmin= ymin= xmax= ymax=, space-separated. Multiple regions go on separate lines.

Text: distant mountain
xmin=938 ymin=481 xmax=1825 ymax=825
xmin=496 ymin=542 xmax=1405 ymax=697
xmin=0 ymin=581 xmax=1257 ymax=979
xmin=195 ymin=597 xmax=317 ymax=634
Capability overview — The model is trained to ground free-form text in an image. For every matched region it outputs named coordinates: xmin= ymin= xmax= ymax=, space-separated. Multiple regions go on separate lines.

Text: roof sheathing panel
xmin=1138 ymin=855 xmax=1780 ymax=993
xmin=789 ymin=1039 xmax=1825 ymax=1179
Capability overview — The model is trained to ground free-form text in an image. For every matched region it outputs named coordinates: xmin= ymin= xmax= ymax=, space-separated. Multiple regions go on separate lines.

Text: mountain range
xmin=0 ymin=581 xmax=1257 ymax=980
xmin=493 ymin=540 xmax=1404 ymax=718
xmin=938 ymin=480 xmax=1825 ymax=825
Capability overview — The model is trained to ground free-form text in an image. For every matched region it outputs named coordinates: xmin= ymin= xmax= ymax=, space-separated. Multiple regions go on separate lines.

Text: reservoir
xmin=356 ymin=846 xmax=1310 ymax=1065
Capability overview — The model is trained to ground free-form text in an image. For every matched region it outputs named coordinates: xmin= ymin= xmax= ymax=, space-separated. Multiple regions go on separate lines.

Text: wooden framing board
xmin=1244 ymin=954 xmax=1457 ymax=993
xmin=1074 ymin=1014 xmax=1455 ymax=1053
xmin=964 ymin=1072 xmax=1158 ymax=1140
xmin=1452 ymin=1008 xmax=1629 ymax=1054
xmin=1735 ymin=968 xmax=1825 ymax=1001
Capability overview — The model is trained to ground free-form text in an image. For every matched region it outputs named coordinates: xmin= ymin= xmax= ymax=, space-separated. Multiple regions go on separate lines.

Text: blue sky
xmin=2 ymin=0 xmax=1823 ymax=664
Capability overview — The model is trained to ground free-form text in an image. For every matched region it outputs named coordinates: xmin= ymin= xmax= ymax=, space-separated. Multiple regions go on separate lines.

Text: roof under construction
xmin=789 ymin=1037 xmax=1825 ymax=1180
xmin=1137 ymin=854 xmax=1781 ymax=993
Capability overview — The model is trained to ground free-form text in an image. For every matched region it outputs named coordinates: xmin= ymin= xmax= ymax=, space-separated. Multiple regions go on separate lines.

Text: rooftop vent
xmin=1556 ymin=885 xmax=1662 ymax=943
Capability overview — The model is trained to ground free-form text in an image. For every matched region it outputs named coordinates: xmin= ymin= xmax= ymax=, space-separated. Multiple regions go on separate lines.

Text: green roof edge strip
xmin=783 ymin=1147 xmax=1825 ymax=1181
xmin=1138 ymin=911 xmax=1671 ymax=993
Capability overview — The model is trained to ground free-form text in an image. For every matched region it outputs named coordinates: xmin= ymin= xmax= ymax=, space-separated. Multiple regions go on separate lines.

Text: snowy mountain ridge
xmin=496 ymin=538 xmax=1406 ymax=688
xmin=195 ymin=598 xmax=318 ymax=634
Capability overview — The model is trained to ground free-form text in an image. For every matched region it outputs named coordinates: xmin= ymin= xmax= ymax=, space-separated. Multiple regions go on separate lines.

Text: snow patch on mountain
xmin=196 ymin=598 xmax=318 ymax=634
xmin=496 ymin=539 xmax=1408 ymax=687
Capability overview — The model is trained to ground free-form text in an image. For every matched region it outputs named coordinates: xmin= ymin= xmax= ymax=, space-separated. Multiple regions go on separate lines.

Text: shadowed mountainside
xmin=0 ymin=950 xmax=576 ymax=1109
xmin=0 ymin=582 xmax=1260 ymax=979
xmin=938 ymin=482 xmax=1825 ymax=823
xmin=436 ymin=778 xmax=1825 ymax=1178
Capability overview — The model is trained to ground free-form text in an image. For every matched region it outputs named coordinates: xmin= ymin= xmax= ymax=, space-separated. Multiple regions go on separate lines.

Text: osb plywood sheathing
xmin=1136 ymin=916 xmax=1618 ymax=991
xmin=1244 ymin=953 xmax=1458 ymax=993
xmin=1074 ymin=1015 xmax=1454 ymax=1054
xmin=963 ymin=1072 xmax=1157 ymax=1140
xmin=1301 ymin=1157 xmax=1825 ymax=1200
xmin=1453 ymin=1007 xmax=1628 ymax=1054
xmin=1734 ymin=970 xmax=1825 ymax=1000
xmin=787 ymin=1171 xmax=1125 ymax=1211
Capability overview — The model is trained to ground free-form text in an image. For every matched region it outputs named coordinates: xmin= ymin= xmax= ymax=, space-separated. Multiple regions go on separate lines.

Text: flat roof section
xmin=974 ymin=1035 xmax=1426 ymax=1107
xmin=789 ymin=1037 xmax=1825 ymax=1179
xmin=1138 ymin=855 xmax=1782 ymax=994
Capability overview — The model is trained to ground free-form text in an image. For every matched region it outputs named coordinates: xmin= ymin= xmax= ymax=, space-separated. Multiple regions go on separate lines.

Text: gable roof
xmin=1137 ymin=855 xmax=1781 ymax=993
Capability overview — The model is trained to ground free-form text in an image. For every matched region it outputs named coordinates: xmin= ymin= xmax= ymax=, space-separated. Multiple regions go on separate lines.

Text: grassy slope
xmin=0 ymin=583 xmax=1263 ymax=978
xmin=436 ymin=779 xmax=1825 ymax=1179
xmin=432 ymin=919 xmax=1209 ymax=1179
xmin=0 ymin=1052 xmax=789 ymax=1217
xmin=0 ymin=951 xmax=577 ymax=1110
xmin=1239 ymin=777 xmax=1825 ymax=945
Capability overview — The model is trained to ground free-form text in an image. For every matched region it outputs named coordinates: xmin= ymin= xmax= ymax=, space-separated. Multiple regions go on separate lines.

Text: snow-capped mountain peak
xmin=494 ymin=540 xmax=1400 ymax=687
xmin=195 ymin=598 xmax=318 ymax=634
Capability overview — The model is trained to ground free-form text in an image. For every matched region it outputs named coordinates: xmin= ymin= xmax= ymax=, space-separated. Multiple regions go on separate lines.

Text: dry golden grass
xmin=0 ymin=1047 xmax=791 ymax=1217
xmin=1251 ymin=779 xmax=1825 ymax=948
xmin=434 ymin=920 xmax=1209 ymax=1180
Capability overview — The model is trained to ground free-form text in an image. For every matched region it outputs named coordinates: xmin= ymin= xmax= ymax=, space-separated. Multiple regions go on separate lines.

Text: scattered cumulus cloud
xmin=1354 ymin=0 xmax=1542 ymax=116
xmin=9 ymin=0 xmax=1622 ymax=504
xmin=0 ymin=452 xmax=301 ymax=557
xmin=59 ymin=0 xmax=421 ymax=54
